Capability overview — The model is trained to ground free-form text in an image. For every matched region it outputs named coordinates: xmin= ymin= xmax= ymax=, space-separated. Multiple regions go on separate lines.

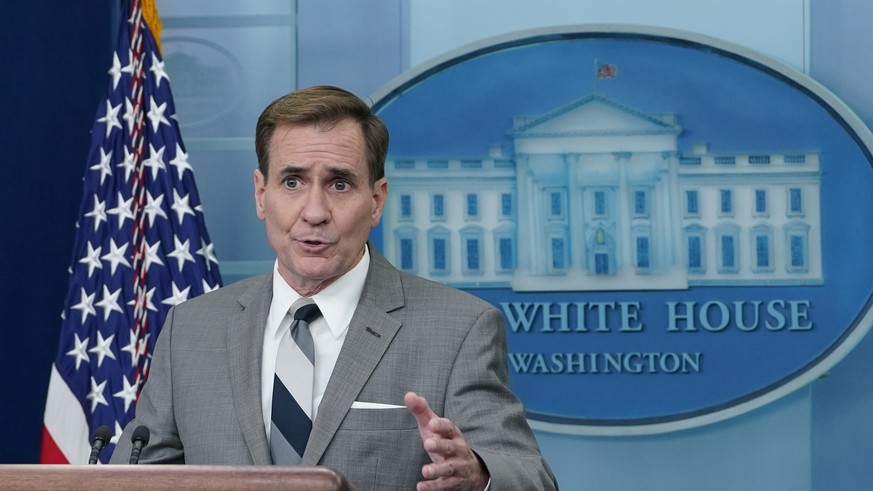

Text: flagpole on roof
xmin=593 ymin=57 xmax=599 ymax=95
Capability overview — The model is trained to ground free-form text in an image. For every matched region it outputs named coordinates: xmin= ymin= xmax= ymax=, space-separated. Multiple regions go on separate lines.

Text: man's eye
xmin=333 ymin=181 xmax=349 ymax=192
xmin=282 ymin=177 xmax=299 ymax=188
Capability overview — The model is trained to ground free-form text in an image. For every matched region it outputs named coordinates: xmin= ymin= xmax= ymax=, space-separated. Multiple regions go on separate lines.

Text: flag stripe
xmin=41 ymin=365 xmax=90 ymax=464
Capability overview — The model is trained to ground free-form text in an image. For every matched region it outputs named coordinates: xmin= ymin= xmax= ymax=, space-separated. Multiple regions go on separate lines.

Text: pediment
xmin=510 ymin=94 xmax=681 ymax=137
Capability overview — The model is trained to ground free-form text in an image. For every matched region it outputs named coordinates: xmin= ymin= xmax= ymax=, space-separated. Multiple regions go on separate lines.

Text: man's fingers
xmin=404 ymin=391 xmax=436 ymax=429
xmin=428 ymin=416 xmax=458 ymax=438
xmin=422 ymin=460 xmax=460 ymax=480
xmin=425 ymin=437 xmax=457 ymax=456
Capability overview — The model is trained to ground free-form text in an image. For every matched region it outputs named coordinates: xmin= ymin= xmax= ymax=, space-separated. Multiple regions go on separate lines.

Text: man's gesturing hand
xmin=404 ymin=392 xmax=489 ymax=491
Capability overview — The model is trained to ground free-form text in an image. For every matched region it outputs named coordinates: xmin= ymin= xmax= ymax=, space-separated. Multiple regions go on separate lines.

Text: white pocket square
xmin=350 ymin=401 xmax=405 ymax=409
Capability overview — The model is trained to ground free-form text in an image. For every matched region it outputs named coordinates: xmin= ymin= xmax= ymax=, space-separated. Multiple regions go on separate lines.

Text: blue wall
xmin=0 ymin=2 xmax=114 ymax=463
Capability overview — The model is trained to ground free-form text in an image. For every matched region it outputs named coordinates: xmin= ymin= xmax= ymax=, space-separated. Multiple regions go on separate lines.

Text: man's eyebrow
xmin=275 ymin=164 xmax=305 ymax=176
xmin=326 ymin=166 xmax=355 ymax=179
xmin=274 ymin=164 xmax=359 ymax=180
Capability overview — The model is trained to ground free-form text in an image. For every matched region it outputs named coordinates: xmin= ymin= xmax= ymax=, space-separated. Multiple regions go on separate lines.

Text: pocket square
xmin=350 ymin=401 xmax=405 ymax=409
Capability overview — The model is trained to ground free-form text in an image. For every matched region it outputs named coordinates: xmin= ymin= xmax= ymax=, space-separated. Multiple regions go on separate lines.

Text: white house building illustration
xmin=381 ymin=94 xmax=823 ymax=291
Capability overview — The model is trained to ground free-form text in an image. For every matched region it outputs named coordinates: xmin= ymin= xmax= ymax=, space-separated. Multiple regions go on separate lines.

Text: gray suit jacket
xmin=110 ymin=247 xmax=556 ymax=490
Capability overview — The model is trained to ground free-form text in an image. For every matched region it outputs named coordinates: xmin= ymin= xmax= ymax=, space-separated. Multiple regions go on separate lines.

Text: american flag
xmin=40 ymin=0 xmax=222 ymax=464
xmin=595 ymin=61 xmax=617 ymax=79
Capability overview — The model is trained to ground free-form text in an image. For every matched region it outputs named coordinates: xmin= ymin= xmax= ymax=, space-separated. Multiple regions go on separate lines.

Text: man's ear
xmin=370 ymin=177 xmax=389 ymax=226
xmin=254 ymin=169 xmax=266 ymax=220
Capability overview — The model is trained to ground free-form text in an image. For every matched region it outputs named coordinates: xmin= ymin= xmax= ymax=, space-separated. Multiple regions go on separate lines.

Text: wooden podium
xmin=0 ymin=465 xmax=356 ymax=490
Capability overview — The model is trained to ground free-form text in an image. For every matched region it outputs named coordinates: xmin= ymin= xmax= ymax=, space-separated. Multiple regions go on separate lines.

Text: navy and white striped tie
xmin=270 ymin=298 xmax=320 ymax=465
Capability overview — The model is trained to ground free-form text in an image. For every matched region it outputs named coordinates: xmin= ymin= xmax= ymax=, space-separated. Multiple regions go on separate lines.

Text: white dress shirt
xmin=261 ymin=247 xmax=370 ymax=440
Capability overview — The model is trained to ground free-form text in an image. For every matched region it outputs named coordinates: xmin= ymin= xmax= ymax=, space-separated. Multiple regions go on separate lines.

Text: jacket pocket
xmin=339 ymin=406 xmax=417 ymax=431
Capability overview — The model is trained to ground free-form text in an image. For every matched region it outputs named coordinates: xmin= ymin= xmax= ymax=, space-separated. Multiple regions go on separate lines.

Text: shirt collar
xmin=268 ymin=246 xmax=370 ymax=340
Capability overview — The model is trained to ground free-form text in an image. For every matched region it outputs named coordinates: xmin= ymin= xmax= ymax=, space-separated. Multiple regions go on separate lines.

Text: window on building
xmin=688 ymin=236 xmax=702 ymax=270
xmin=550 ymin=191 xmax=562 ymax=217
xmin=636 ymin=236 xmax=650 ymax=269
xmin=595 ymin=253 xmax=609 ymax=275
xmin=594 ymin=191 xmax=606 ymax=216
xmin=498 ymin=237 xmax=514 ymax=271
xmin=790 ymin=234 xmax=806 ymax=269
xmin=686 ymin=190 xmax=699 ymax=216
xmin=400 ymin=238 xmax=414 ymax=271
xmin=721 ymin=235 xmax=736 ymax=270
xmin=432 ymin=194 xmax=445 ymax=219
xmin=633 ymin=190 xmax=648 ymax=216
xmin=432 ymin=238 xmax=447 ymax=271
xmin=399 ymin=194 xmax=412 ymax=220
xmin=395 ymin=227 xmax=418 ymax=274
xmin=755 ymin=235 xmax=769 ymax=268
xmin=720 ymin=189 xmax=733 ymax=215
xmin=500 ymin=193 xmax=513 ymax=217
xmin=466 ymin=193 xmax=478 ymax=219
xmin=551 ymin=237 xmax=565 ymax=270
xmin=465 ymin=238 xmax=480 ymax=272
xmin=755 ymin=189 xmax=767 ymax=215
xmin=789 ymin=188 xmax=803 ymax=215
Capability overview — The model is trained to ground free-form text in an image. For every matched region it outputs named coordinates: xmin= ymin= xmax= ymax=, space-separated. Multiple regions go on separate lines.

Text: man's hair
xmin=255 ymin=85 xmax=389 ymax=186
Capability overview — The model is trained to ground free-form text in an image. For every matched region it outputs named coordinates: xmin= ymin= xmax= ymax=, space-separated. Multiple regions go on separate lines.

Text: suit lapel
xmin=302 ymin=247 xmax=405 ymax=465
xmin=226 ymin=272 xmax=274 ymax=465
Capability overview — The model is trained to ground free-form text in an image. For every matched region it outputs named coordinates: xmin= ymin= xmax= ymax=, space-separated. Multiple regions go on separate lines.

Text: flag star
xmin=150 ymin=52 xmax=170 ymax=87
xmin=117 ymin=145 xmax=137 ymax=182
xmin=197 ymin=238 xmax=219 ymax=271
xmin=84 ymin=195 xmax=108 ymax=232
xmin=113 ymin=375 xmax=139 ymax=412
xmin=86 ymin=377 xmax=109 ymax=413
xmin=137 ymin=335 xmax=151 ymax=361
xmin=161 ymin=282 xmax=191 ymax=307
xmin=128 ymin=286 xmax=158 ymax=313
xmin=171 ymin=189 xmax=195 ymax=223
xmin=95 ymin=285 xmax=124 ymax=321
xmin=108 ymin=52 xmax=124 ymax=90
xmin=97 ymin=99 xmax=122 ymax=138
xmin=88 ymin=330 xmax=117 ymax=367
xmin=122 ymin=98 xmax=138 ymax=135
xmin=78 ymin=242 xmax=103 ymax=277
xmin=71 ymin=287 xmax=97 ymax=324
xmin=169 ymin=143 xmax=193 ymax=179
xmin=65 ymin=333 xmax=90 ymax=370
xmin=101 ymin=239 xmax=132 ymax=275
xmin=143 ymin=240 xmax=165 ymax=271
xmin=144 ymin=191 xmax=169 ymax=225
xmin=202 ymin=279 xmax=220 ymax=293
xmin=89 ymin=147 xmax=114 ymax=186
xmin=121 ymin=49 xmax=135 ymax=77
xmin=110 ymin=421 xmax=124 ymax=445
xmin=168 ymin=236 xmax=195 ymax=271
xmin=141 ymin=287 xmax=158 ymax=312
xmin=143 ymin=143 xmax=166 ymax=180
xmin=121 ymin=329 xmax=140 ymax=366
xmin=107 ymin=192 xmax=135 ymax=228
xmin=147 ymin=96 xmax=171 ymax=131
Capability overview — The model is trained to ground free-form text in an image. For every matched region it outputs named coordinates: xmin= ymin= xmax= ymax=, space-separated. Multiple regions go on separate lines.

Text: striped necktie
xmin=270 ymin=298 xmax=321 ymax=465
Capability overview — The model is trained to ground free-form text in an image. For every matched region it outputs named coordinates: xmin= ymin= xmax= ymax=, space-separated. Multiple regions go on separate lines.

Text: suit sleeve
xmin=444 ymin=306 xmax=558 ymax=490
xmin=108 ymin=307 xmax=185 ymax=464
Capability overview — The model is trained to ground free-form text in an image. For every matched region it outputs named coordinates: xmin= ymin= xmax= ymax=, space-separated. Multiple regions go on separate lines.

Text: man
xmin=111 ymin=86 xmax=557 ymax=490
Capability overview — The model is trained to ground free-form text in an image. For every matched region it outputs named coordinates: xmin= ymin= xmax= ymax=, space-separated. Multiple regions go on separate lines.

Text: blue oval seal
xmin=371 ymin=25 xmax=873 ymax=435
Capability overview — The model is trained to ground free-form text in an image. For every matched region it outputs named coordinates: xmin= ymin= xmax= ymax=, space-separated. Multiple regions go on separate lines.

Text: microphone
xmin=88 ymin=425 xmax=113 ymax=465
xmin=128 ymin=425 xmax=150 ymax=464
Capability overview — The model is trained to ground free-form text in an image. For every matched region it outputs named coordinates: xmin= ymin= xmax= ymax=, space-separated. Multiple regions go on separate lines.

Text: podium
xmin=0 ymin=465 xmax=355 ymax=490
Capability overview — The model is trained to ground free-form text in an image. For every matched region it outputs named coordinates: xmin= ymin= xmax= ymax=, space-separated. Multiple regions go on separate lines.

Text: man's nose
xmin=300 ymin=186 xmax=330 ymax=223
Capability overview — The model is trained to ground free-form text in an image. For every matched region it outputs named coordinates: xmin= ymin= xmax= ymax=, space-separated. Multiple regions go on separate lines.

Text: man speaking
xmin=111 ymin=85 xmax=557 ymax=491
